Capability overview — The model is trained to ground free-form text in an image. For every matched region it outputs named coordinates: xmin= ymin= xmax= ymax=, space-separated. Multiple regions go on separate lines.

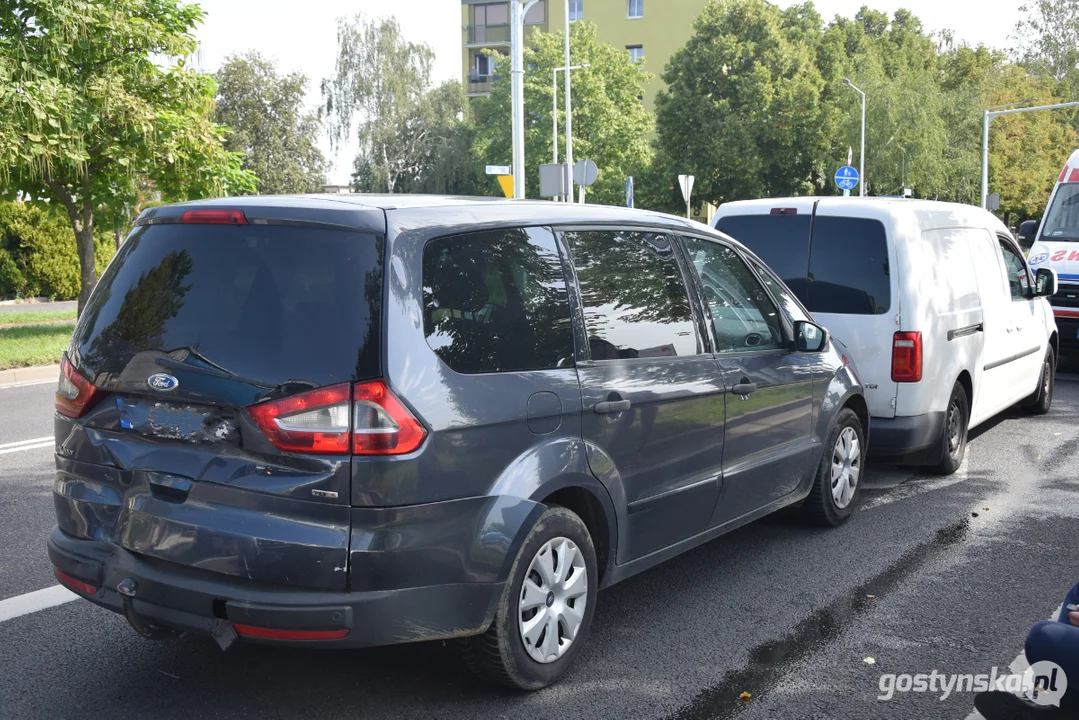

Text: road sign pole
xmin=511 ymin=0 xmax=539 ymax=200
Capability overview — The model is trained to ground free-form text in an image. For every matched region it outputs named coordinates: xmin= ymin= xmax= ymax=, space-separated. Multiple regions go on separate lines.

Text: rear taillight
xmin=180 ymin=209 xmax=247 ymax=225
xmin=247 ymin=380 xmax=426 ymax=456
xmin=247 ymin=383 xmax=352 ymax=454
xmin=233 ymin=624 xmax=349 ymax=641
xmin=352 ymin=380 xmax=427 ymax=456
xmin=55 ymin=357 xmax=100 ymax=418
xmin=892 ymin=332 xmax=922 ymax=383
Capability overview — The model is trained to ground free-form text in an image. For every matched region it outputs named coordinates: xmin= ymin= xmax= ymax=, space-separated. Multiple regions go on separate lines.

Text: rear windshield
xmin=73 ymin=223 xmax=382 ymax=389
xmin=1042 ymin=183 xmax=1079 ymax=241
xmin=716 ymin=213 xmax=890 ymax=316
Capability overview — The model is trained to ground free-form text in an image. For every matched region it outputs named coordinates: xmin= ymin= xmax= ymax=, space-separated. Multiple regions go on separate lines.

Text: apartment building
xmin=460 ymin=0 xmax=710 ymax=109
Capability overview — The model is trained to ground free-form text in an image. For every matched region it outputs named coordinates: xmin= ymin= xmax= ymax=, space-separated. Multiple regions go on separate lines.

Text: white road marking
xmin=0 ymin=585 xmax=77 ymax=623
xmin=0 ymin=378 xmax=56 ymax=390
xmin=0 ymin=436 xmax=53 ymax=455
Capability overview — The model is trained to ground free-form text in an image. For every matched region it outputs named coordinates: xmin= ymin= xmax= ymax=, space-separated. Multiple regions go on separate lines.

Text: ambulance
xmin=1025 ymin=149 xmax=1079 ymax=354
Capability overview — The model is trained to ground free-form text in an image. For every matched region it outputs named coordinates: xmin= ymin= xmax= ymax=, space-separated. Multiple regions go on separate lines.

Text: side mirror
xmin=1018 ymin=220 xmax=1039 ymax=250
xmin=795 ymin=320 xmax=829 ymax=353
xmin=1035 ymin=267 xmax=1058 ymax=297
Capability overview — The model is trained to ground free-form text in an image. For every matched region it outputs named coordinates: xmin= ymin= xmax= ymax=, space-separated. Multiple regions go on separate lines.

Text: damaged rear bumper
xmin=48 ymin=525 xmax=506 ymax=649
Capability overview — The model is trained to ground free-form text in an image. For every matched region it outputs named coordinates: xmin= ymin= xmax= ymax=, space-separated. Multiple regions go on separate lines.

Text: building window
xmin=474 ymin=3 xmax=509 ymax=27
xmin=627 ymin=0 xmax=643 ymax=19
xmin=627 ymin=45 xmax=644 ymax=63
xmin=524 ymin=0 xmax=545 ymax=24
xmin=569 ymin=0 xmax=583 ymax=21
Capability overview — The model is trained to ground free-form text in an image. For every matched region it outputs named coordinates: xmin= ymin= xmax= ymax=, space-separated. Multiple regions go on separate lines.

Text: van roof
xmin=138 ymin=194 xmax=705 ymax=235
xmin=714 ymin=197 xmax=1009 ymax=235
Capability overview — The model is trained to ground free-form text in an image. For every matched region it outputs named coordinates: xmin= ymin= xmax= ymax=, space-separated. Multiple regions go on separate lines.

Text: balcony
xmin=466 ymin=73 xmax=500 ymax=97
xmin=465 ymin=24 xmax=510 ymax=46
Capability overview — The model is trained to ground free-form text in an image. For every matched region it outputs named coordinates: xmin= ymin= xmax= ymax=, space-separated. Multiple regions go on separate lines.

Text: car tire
xmin=932 ymin=382 xmax=969 ymax=475
xmin=800 ymin=407 xmax=865 ymax=527
xmin=459 ymin=505 xmax=598 ymax=690
xmin=1022 ymin=346 xmax=1055 ymax=416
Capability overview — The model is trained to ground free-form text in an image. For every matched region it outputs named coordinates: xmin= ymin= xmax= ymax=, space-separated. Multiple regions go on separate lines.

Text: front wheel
xmin=800 ymin=407 xmax=865 ymax=526
xmin=460 ymin=506 xmax=598 ymax=690
xmin=1023 ymin=346 xmax=1055 ymax=416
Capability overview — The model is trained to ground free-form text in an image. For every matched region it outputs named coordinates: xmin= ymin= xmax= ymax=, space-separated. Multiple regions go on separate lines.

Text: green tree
xmin=323 ymin=15 xmax=443 ymax=193
xmin=0 ymin=0 xmax=257 ymax=312
xmin=1014 ymin=0 xmax=1079 ymax=87
xmin=652 ymin=0 xmax=836 ymax=209
xmin=473 ymin=21 xmax=654 ymax=205
xmin=216 ymin=52 xmax=327 ymax=195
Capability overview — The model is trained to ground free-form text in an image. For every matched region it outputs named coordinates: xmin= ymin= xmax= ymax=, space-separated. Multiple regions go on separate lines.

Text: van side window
xmin=683 ymin=239 xmax=785 ymax=353
xmin=422 ymin=228 xmax=575 ymax=374
xmin=566 ymin=230 xmax=699 ymax=359
xmin=715 ymin=214 xmax=811 ymax=302
xmin=997 ymin=238 xmax=1032 ymax=300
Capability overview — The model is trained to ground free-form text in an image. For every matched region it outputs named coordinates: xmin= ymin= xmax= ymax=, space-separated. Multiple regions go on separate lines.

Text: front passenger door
xmin=997 ymin=237 xmax=1045 ymax=401
xmin=682 ymin=238 xmax=816 ymax=526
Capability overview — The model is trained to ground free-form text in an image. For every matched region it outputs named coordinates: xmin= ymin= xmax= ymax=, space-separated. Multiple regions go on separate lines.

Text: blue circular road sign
xmin=834 ymin=165 xmax=859 ymax=191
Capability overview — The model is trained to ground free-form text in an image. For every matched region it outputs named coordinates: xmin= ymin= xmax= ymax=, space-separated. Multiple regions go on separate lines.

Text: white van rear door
xmin=809 ymin=203 xmax=899 ymax=419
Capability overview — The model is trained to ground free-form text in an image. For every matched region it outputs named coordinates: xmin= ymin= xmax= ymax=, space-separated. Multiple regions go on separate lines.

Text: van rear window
xmin=73 ymin=224 xmax=383 ymax=389
xmin=716 ymin=213 xmax=890 ymax=316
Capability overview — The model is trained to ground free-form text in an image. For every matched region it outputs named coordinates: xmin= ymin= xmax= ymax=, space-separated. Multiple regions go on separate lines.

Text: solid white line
xmin=0 ymin=585 xmax=77 ymax=623
xmin=0 ymin=378 xmax=56 ymax=390
xmin=0 ymin=436 xmax=53 ymax=451
xmin=0 ymin=439 xmax=53 ymax=455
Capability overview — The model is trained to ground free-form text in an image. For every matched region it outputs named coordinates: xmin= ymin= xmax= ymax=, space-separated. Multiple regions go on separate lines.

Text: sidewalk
xmin=0 ymin=300 xmax=77 ymax=314
xmin=0 ymin=364 xmax=59 ymax=388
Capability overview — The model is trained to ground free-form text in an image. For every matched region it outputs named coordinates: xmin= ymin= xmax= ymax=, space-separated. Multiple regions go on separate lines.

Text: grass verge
xmin=0 ymin=323 xmax=75 ymax=370
xmin=0 ymin=309 xmax=78 ymax=327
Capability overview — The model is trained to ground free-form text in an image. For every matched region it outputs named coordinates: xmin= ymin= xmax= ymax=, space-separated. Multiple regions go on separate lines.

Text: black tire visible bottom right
xmin=800 ymin=407 xmax=865 ymax=526
xmin=1023 ymin=346 xmax=1056 ymax=416
xmin=932 ymin=382 xmax=969 ymax=476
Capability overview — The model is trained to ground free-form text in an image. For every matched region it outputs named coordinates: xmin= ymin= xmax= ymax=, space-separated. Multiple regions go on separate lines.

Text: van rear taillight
xmin=352 ymin=381 xmax=426 ymax=455
xmin=891 ymin=332 xmax=922 ymax=383
xmin=248 ymin=383 xmax=352 ymax=454
xmin=247 ymin=381 xmax=426 ymax=456
xmin=55 ymin=356 xmax=100 ymax=418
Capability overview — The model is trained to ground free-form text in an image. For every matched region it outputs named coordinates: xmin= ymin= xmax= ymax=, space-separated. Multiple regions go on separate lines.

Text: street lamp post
xmin=842 ymin=78 xmax=866 ymax=197
xmin=564 ymin=0 xmax=574 ymax=202
xmin=510 ymin=0 xmax=539 ymax=199
xmin=981 ymin=100 xmax=1079 ymax=209
xmin=552 ymin=65 xmax=587 ymax=201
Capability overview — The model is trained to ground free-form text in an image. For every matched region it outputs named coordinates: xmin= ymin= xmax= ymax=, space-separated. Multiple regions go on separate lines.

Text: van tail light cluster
xmin=247 ymin=380 xmax=427 ymax=456
xmin=54 ymin=568 xmax=98 ymax=595
xmin=891 ymin=332 xmax=923 ymax=383
xmin=56 ymin=357 xmax=100 ymax=418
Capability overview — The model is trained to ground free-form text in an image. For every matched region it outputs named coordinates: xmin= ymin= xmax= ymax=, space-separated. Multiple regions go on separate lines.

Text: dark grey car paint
xmin=50 ymin=195 xmax=865 ymax=649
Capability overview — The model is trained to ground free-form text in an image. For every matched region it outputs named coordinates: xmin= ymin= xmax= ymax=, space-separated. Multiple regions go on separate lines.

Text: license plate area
xmin=117 ymin=398 xmax=238 ymax=444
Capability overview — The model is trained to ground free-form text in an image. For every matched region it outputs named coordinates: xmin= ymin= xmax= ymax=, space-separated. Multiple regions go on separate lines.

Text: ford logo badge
xmin=147 ymin=373 xmax=179 ymax=392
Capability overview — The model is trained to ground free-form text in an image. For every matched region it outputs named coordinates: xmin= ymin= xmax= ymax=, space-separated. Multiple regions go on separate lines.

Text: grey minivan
xmin=49 ymin=195 xmax=867 ymax=689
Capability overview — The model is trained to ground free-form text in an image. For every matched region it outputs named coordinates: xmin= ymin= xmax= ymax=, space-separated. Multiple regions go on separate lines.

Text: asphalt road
xmin=2 ymin=376 xmax=1079 ymax=719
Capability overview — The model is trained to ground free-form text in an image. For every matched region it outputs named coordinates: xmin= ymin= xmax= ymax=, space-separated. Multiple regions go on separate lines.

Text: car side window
xmin=565 ymin=230 xmax=699 ymax=359
xmin=683 ymin=238 xmax=785 ymax=353
xmin=747 ymin=256 xmax=810 ymax=324
xmin=423 ymin=227 xmax=575 ymax=373
xmin=997 ymin=238 xmax=1032 ymax=301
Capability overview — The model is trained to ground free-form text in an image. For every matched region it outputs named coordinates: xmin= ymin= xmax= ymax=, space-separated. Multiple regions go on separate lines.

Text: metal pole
xmin=552 ymin=65 xmax=586 ymax=202
xmin=981 ymin=100 xmax=1079 ymax=209
xmin=859 ymin=90 xmax=866 ymax=197
xmin=564 ymin=0 xmax=573 ymax=203
xmin=510 ymin=0 xmax=539 ymax=200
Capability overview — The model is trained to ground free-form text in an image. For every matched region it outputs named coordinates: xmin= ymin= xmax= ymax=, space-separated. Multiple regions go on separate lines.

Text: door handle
xmin=731 ymin=381 xmax=758 ymax=397
xmin=593 ymin=399 xmax=632 ymax=414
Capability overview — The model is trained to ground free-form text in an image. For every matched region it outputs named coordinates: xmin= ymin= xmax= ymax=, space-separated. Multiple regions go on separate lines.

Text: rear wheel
xmin=800 ymin=408 xmax=864 ymax=526
xmin=932 ymin=382 xmax=969 ymax=475
xmin=460 ymin=506 xmax=597 ymax=690
xmin=1023 ymin=346 xmax=1055 ymax=416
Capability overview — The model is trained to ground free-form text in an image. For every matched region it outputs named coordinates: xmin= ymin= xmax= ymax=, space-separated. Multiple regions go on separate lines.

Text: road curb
xmin=0 ymin=364 xmax=59 ymax=389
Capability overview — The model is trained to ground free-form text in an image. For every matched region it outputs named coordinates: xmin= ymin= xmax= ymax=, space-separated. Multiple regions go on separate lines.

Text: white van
xmin=1023 ymin=148 xmax=1079 ymax=356
xmin=712 ymin=198 xmax=1059 ymax=474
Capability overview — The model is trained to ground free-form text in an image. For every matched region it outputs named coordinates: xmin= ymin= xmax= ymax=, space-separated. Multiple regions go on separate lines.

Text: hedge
xmin=0 ymin=201 xmax=116 ymax=301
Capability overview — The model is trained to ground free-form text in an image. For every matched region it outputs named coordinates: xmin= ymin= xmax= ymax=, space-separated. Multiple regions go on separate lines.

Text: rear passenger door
xmin=564 ymin=229 xmax=726 ymax=563
xmin=681 ymin=238 xmax=816 ymax=526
